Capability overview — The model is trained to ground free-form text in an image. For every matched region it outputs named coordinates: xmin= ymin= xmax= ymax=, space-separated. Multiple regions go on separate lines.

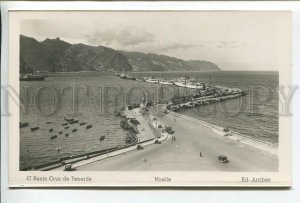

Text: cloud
xmin=214 ymin=41 xmax=241 ymax=49
xmin=157 ymin=43 xmax=198 ymax=52
xmin=86 ymin=27 xmax=155 ymax=47
xmin=85 ymin=26 xmax=200 ymax=54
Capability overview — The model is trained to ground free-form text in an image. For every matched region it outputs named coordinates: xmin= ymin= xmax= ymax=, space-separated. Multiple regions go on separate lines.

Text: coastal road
xmin=77 ymin=112 xmax=278 ymax=171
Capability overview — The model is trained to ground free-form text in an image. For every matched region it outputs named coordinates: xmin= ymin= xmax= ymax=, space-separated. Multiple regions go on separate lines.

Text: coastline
xmin=20 ymin=71 xmax=278 ymax=171
xmin=40 ymin=104 xmax=279 ymax=171
xmin=168 ymin=111 xmax=278 ymax=156
xmin=76 ymin=106 xmax=278 ymax=171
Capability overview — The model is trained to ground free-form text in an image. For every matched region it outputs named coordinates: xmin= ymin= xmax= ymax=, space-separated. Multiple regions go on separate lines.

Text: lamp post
xmin=106 ymin=131 xmax=109 ymax=158
xmin=56 ymin=147 xmax=61 ymax=164
xmin=26 ymin=149 xmax=30 ymax=170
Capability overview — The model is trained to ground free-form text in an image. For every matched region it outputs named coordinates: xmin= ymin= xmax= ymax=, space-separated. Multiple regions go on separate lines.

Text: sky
xmin=20 ymin=11 xmax=291 ymax=71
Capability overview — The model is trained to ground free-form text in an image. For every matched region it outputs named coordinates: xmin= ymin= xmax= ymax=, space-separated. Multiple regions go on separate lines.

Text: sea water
xmin=19 ymin=71 xmax=278 ymax=169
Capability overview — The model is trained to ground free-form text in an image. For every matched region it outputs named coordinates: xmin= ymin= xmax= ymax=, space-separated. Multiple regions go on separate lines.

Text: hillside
xmin=20 ymin=35 xmax=220 ymax=73
xmin=61 ymin=44 xmax=132 ymax=72
xmin=20 ymin=35 xmax=132 ymax=73
xmin=20 ymin=35 xmax=63 ymax=73
xmin=120 ymin=51 xmax=220 ymax=72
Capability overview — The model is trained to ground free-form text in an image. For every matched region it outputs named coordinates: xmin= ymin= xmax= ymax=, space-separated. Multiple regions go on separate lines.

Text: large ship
xmin=32 ymin=71 xmax=50 ymax=77
xmin=20 ymin=74 xmax=45 ymax=81
xmin=158 ymin=79 xmax=174 ymax=85
xmin=145 ymin=78 xmax=159 ymax=83
xmin=174 ymin=80 xmax=206 ymax=89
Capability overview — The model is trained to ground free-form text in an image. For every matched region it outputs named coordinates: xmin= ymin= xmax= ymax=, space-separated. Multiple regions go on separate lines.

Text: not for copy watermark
xmin=1 ymin=84 xmax=298 ymax=117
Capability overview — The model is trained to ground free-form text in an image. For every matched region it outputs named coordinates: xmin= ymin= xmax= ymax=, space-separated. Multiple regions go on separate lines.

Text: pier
xmin=76 ymin=106 xmax=278 ymax=172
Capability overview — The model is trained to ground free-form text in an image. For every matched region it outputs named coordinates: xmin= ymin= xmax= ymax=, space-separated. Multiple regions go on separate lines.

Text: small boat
xmin=223 ymin=128 xmax=230 ymax=132
xmin=69 ymin=120 xmax=78 ymax=124
xmin=65 ymin=134 xmax=69 ymax=137
xmin=62 ymin=123 xmax=68 ymax=126
xmin=59 ymin=131 xmax=63 ymax=135
xmin=50 ymin=135 xmax=57 ymax=140
xmin=45 ymin=121 xmax=52 ymax=124
xmin=247 ymin=112 xmax=262 ymax=117
xmin=136 ymin=78 xmax=146 ymax=82
xmin=31 ymin=127 xmax=39 ymax=132
xmin=19 ymin=122 xmax=29 ymax=128
xmin=49 ymin=128 xmax=53 ymax=132
xmin=72 ymin=129 xmax=77 ymax=133
xmin=64 ymin=117 xmax=74 ymax=122
xmin=86 ymin=124 xmax=92 ymax=129
xmin=80 ymin=122 xmax=86 ymax=126
xmin=113 ymin=111 xmax=121 ymax=116
xmin=99 ymin=135 xmax=105 ymax=141
xmin=65 ymin=126 xmax=69 ymax=129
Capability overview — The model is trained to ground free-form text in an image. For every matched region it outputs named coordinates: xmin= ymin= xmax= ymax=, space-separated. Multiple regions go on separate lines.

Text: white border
xmin=1 ymin=1 xmax=300 ymax=203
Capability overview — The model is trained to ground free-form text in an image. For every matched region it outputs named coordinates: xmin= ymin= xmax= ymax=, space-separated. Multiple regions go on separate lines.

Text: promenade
xmin=77 ymin=107 xmax=278 ymax=172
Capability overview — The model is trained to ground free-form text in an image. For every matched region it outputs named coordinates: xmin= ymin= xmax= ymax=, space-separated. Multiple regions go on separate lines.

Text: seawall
xmin=168 ymin=111 xmax=278 ymax=156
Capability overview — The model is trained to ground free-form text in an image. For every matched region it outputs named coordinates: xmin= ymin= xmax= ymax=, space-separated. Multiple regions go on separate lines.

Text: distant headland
xmin=20 ymin=35 xmax=221 ymax=74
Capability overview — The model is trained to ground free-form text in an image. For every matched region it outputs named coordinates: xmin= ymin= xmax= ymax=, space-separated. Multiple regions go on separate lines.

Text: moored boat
xmin=50 ymin=135 xmax=57 ymax=140
xmin=20 ymin=74 xmax=45 ymax=81
xmin=64 ymin=117 xmax=74 ymax=122
xmin=32 ymin=71 xmax=50 ymax=77
xmin=19 ymin=122 xmax=29 ymax=128
xmin=159 ymin=80 xmax=174 ymax=85
xmin=69 ymin=120 xmax=78 ymax=124
xmin=146 ymin=78 xmax=159 ymax=83
xmin=31 ymin=127 xmax=39 ymax=132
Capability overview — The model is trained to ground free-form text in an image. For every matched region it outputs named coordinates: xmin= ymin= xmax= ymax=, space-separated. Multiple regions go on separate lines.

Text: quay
xmin=76 ymin=106 xmax=278 ymax=172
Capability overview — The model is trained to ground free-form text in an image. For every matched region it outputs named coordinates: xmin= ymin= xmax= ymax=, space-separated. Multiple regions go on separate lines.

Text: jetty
xmin=76 ymin=105 xmax=277 ymax=171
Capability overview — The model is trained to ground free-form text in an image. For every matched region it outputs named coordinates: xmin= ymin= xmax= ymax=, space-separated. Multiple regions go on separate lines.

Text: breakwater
xmin=167 ymin=92 xmax=245 ymax=112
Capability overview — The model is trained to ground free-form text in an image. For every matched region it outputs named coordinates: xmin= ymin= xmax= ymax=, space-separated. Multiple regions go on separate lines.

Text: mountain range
xmin=20 ymin=35 xmax=220 ymax=74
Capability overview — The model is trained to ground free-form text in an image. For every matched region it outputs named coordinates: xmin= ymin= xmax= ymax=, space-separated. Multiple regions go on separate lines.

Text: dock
xmin=76 ymin=106 xmax=278 ymax=172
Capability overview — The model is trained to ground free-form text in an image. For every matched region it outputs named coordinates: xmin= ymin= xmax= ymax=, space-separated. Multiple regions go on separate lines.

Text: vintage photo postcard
xmin=7 ymin=10 xmax=292 ymax=187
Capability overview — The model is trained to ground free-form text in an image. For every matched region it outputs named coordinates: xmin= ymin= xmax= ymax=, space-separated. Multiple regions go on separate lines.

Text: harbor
xmin=24 ymin=99 xmax=278 ymax=171
xmin=19 ymin=71 xmax=279 ymax=171
xmin=76 ymin=105 xmax=278 ymax=171
xmin=10 ymin=9 xmax=290 ymax=189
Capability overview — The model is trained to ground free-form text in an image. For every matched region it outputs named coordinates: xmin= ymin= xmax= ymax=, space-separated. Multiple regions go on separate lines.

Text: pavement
xmin=77 ymin=108 xmax=278 ymax=172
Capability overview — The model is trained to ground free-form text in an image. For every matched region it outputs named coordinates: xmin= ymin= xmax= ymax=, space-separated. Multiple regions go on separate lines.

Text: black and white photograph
xmin=7 ymin=10 xmax=292 ymax=187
